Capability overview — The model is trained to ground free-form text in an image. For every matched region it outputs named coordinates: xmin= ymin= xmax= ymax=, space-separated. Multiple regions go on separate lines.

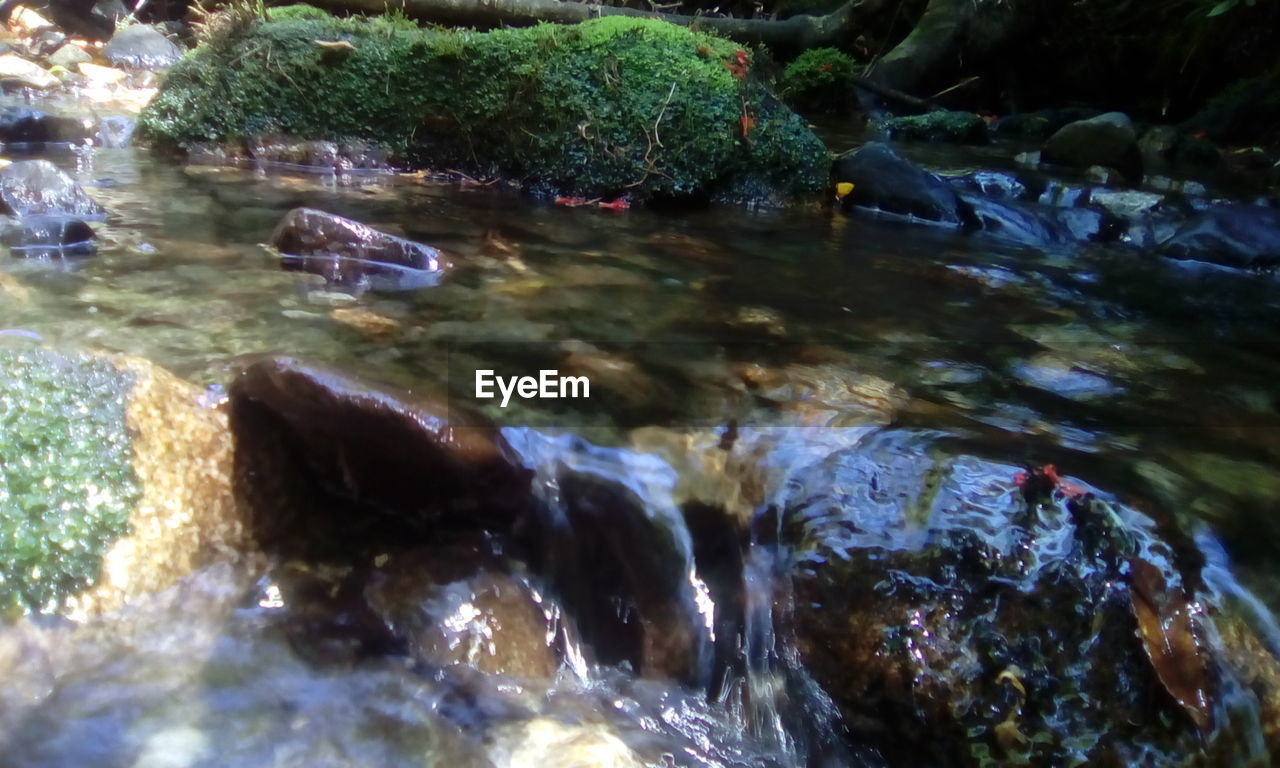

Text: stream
xmin=3 ymin=122 xmax=1280 ymax=767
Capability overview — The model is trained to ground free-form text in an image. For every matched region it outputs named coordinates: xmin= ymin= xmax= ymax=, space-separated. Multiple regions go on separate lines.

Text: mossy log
xmin=138 ymin=15 xmax=831 ymax=202
xmin=303 ymin=0 xmax=883 ymax=53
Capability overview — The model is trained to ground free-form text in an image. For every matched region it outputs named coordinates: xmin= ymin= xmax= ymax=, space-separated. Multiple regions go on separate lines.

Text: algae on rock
xmin=138 ymin=14 xmax=831 ymax=201
xmin=0 ymin=347 xmax=242 ymax=620
xmin=0 ymin=348 xmax=139 ymax=617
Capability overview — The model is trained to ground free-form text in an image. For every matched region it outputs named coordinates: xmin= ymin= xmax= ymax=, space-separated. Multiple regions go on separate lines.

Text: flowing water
xmin=3 ymin=136 xmax=1280 ymax=767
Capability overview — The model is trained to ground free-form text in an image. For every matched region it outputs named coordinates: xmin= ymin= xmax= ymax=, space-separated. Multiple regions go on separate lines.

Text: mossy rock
xmin=0 ymin=347 xmax=240 ymax=619
xmin=138 ymin=15 xmax=830 ymax=202
xmin=883 ymin=110 xmax=988 ymax=144
xmin=266 ymin=3 xmax=333 ymax=21
xmin=777 ymin=47 xmax=858 ymax=113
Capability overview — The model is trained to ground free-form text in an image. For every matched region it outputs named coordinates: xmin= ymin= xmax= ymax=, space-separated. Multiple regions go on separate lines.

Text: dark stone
xmin=0 ymin=160 xmax=104 ymax=217
xmin=1042 ymin=112 xmax=1143 ymax=181
xmin=228 ymin=357 xmax=534 ymax=558
xmin=960 ymin=193 xmax=1065 ymax=247
xmin=949 ymin=170 xmax=1036 ymax=201
xmin=504 ymin=429 xmax=710 ymax=686
xmin=1158 ymin=204 xmax=1280 ymax=269
xmin=271 ymin=207 xmax=450 ymax=291
xmin=0 ymin=106 xmax=93 ymax=145
xmin=834 ymin=142 xmax=975 ymax=227
xmin=781 ymin=430 xmax=1246 ymax=766
xmin=102 ymin=24 xmax=181 ymax=69
xmin=0 ymin=214 xmax=96 ymax=257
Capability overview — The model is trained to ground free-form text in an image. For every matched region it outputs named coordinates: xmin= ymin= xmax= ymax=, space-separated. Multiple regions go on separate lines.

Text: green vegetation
xmin=265 ymin=3 xmax=332 ymax=21
xmin=778 ymin=47 xmax=858 ymax=112
xmin=0 ymin=349 xmax=139 ymax=618
xmin=883 ymin=110 xmax=988 ymax=144
xmin=139 ymin=15 xmax=830 ymax=201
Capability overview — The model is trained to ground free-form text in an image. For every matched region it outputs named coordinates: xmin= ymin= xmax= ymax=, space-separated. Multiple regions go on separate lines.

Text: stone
xmin=227 ymin=356 xmax=534 ymax=556
xmin=0 ymin=160 xmax=104 ymax=218
xmin=1158 ymin=203 xmax=1280 ymax=269
xmin=0 ymin=214 xmax=96 ymax=257
xmin=833 ymin=141 xmax=975 ymax=227
xmin=271 ymin=207 xmax=451 ymax=291
xmin=0 ymin=54 xmax=58 ymax=89
xmin=0 ymin=348 xmax=241 ymax=618
xmin=102 ymin=24 xmax=182 ymax=70
xmin=76 ymin=61 xmax=127 ymax=85
xmin=1041 ymin=111 xmax=1143 ymax=180
xmin=0 ymin=106 xmax=93 ymax=144
xmin=46 ymin=42 xmax=92 ymax=69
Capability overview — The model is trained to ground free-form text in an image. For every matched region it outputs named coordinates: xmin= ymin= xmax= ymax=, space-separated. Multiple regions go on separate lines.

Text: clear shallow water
xmin=3 ymin=141 xmax=1280 ymax=766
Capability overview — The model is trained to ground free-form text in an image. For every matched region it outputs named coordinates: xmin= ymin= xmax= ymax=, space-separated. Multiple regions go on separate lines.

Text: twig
xmin=929 ymin=76 xmax=981 ymax=101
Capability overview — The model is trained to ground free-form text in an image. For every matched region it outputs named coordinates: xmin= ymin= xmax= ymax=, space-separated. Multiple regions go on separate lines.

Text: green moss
xmin=883 ymin=110 xmax=988 ymax=144
xmin=265 ymin=3 xmax=331 ymax=21
xmin=778 ymin=47 xmax=858 ymax=113
xmin=138 ymin=16 xmax=829 ymax=202
xmin=0 ymin=348 xmax=140 ymax=618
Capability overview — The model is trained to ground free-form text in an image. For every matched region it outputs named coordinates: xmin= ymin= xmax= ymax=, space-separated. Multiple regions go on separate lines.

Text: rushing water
xmin=3 ymin=136 xmax=1280 ymax=766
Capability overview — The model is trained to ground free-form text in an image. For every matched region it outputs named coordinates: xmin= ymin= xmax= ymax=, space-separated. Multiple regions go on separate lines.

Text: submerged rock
xmin=1041 ymin=111 xmax=1143 ymax=180
xmin=834 ymin=141 xmax=974 ymax=227
xmin=1158 ymin=203 xmax=1280 ymax=269
xmin=0 ymin=160 xmax=104 ymax=218
xmin=0 ymin=348 xmax=241 ymax=618
xmin=138 ymin=16 xmax=829 ymax=202
xmin=102 ymin=24 xmax=182 ymax=70
xmin=271 ymin=207 xmax=449 ymax=291
xmin=0 ymin=214 xmax=95 ymax=258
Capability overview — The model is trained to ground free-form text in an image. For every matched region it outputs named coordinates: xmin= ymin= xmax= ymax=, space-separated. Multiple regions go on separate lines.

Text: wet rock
xmin=364 ymin=545 xmax=559 ymax=678
xmin=0 ymin=53 xmax=58 ymax=89
xmin=0 ymin=160 xmax=104 ymax=218
xmin=504 ymin=429 xmax=709 ymax=685
xmin=834 ymin=142 xmax=975 ymax=227
xmin=960 ymin=194 xmax=1066 ymax=247
xmin=102 ymin=24 xmax=182 ymax=69
xmin=0 ymin=106 xmax=92 ymax=144
xmin=883 ymin=110 xmax=988 ymax=144
xmin=46 ymin=42 xmax=92 ymax=69
xmin=248 ymin=135 xmax=391 ymax=172
xmin=782 ymin=430 xmax=1271 ymax=766
xmin=1158 ymin=204 xmax=1280 ymax=269
xmin=0 ymin=214 xmax=96 ymax=257
xmin=1042 ymin=111 xmax=1142 ymax=181
xmin=0 ymin=348 xmax=241 ymax=618
xmin=76 ymin=61 xmax=127 ymax=85
xmin=228 ymin=357 xmax=533 ymax=558
xmin=271 ymin=207 xmax=450 ymax=291
xmin=95 ymin=115 xmax=135 ymax=148
xmin=949 ymin=170 xmax=1032 ymax=201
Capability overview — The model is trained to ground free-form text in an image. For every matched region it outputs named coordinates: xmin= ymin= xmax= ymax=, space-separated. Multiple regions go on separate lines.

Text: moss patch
xmin=883 ymin=110 xmax=988 ymax=144
xmin=139 ymin=15 xmax=830 ymax=202
xmin=0 ymin=348 xmax=140 ymax=618
xmin=778 ymin=47 xmax=858 ymax=113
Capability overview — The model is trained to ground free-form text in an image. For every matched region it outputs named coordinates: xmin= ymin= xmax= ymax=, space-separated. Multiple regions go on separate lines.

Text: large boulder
xmin=781 ymin=429 xmax=1276 ymax=766
xmin=138 ymin=16 xmax=830 ymax=202
xmin=102 ymin=24 xmax=182 ymax=70
xmin=834 ymin=141 xmax=975 ymax=226
xmin=0 ymin=160 xmax=104 ymax=218
xmin=270 ymin=207 xmax=449 ymax=291
xmin=0 ymin=347 xmax=241 ymax=619
xmin=0 ymin=54 xmax=58 ymax=90
xmin=1041 ymin=111 xmax=1143 ymax=180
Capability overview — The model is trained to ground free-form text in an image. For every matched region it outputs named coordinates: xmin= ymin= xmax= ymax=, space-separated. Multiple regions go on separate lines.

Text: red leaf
xmin=597 ymin=198 xmax=630 ymax=211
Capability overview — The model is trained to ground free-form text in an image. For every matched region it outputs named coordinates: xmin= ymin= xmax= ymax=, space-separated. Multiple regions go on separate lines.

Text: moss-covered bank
xmin=138 ymin=13 xmax=830 ymax=202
